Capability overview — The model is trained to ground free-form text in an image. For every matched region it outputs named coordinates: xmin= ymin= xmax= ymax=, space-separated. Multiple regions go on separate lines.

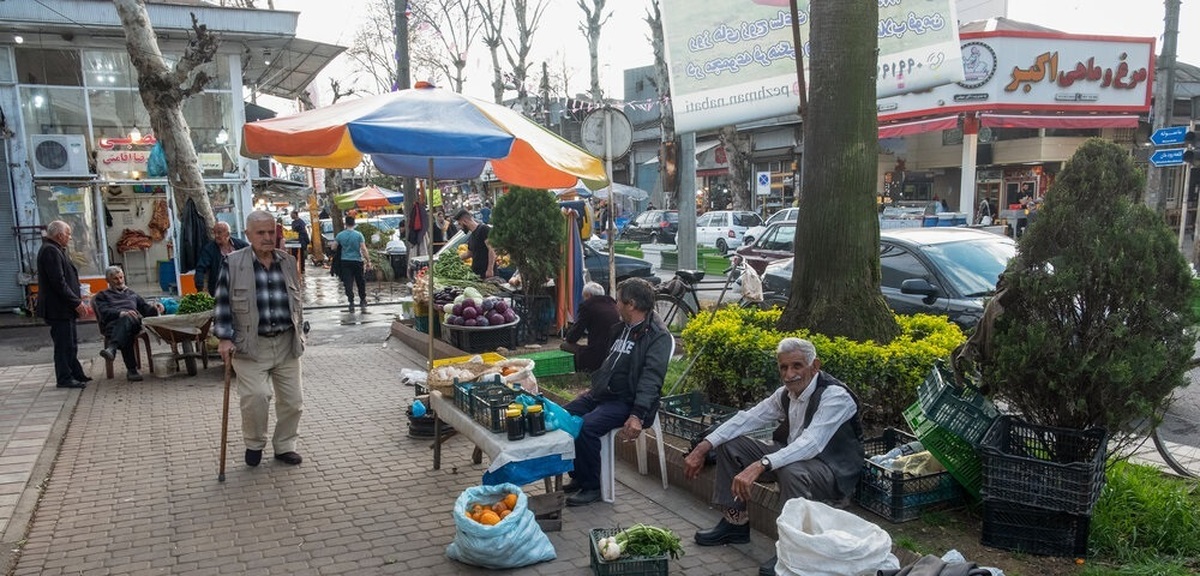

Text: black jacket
xmin=92 ymin=288 xmax=160 ymax=337
xmin=194 ymin=237 xmax=249 ymax=295
xmin=36 ymin=237 xmax=81 ymax=321
xmin=564 ymin=295 xmax=620 ymax=372
xmin=587 ymin=311 xmax=672 ymax=424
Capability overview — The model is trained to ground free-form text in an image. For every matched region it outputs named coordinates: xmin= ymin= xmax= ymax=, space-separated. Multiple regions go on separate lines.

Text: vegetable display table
xmin=428 ymin=390 xmax=574 ymax=487
xmin=142 ymin=311 xmax=213 ymax=376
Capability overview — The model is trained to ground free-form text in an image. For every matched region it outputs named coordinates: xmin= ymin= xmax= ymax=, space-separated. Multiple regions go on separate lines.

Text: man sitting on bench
xmin=95 ymin=266 xmax=163 ymax=381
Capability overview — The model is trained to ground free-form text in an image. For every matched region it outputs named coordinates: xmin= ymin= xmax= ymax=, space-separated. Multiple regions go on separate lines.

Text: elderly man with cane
xmin=213 ymin=210 xmax=307 ymax=472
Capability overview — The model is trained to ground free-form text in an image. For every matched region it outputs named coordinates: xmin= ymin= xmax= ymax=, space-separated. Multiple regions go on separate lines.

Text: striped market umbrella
xmin=332 ymin=185 xmax=403 ymax=210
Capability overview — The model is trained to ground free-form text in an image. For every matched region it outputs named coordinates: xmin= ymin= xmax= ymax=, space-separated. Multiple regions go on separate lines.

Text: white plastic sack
xmin=445 ymin=483 xmax=556 ymax=569
xmin=775 ymin=498 xmax=899 ymax=576
xmin=741 ymin=264 xmax=764 ymax=303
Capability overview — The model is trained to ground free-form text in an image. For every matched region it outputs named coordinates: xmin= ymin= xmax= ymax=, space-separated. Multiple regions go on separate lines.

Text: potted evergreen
xmin=969 ymin=138 xmax=1197 ymax=555
xmin=488 ymin=187 xmax=564 ymax=341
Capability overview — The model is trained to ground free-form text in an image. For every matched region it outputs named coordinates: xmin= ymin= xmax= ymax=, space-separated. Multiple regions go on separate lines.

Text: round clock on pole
xmin=581 ymin=107 xmax=633 ymax=159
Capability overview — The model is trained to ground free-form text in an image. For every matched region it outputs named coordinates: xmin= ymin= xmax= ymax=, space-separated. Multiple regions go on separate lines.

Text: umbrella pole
xmin=427 ymin=160 xmax=436 ymax=371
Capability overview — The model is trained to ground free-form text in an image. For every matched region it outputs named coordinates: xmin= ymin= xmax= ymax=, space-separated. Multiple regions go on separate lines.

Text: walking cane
xmin=218 ymin=359 xmax=232 ymax=482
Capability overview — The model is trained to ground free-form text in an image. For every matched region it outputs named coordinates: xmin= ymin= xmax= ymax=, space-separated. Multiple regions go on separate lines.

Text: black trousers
xmin=107 ymin=315 xmax=143 ymax=370
xmin=48 ymin=319 xmax=86 ymax=385
xmin=340 ymin=260 xmax=366 ymax=305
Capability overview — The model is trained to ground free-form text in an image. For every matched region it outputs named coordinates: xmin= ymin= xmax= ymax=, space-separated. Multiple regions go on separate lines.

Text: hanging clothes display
xmin=179 ymin=198 xmax=208 ymax=273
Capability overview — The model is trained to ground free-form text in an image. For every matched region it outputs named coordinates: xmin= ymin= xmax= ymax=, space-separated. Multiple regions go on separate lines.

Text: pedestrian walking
xmin=333 ymin=215 xmax=371 ymax=313
xmin=213 ymin=210 xmax=307 ymax=468
xmin=290 ymin=210 xmax=310 ymax=274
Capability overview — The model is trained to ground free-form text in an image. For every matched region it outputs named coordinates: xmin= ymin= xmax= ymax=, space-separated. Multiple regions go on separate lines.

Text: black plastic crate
xmin=980 ymin=416 xmax=1108 ymax=515
xmin=981 ymin=500 xmax=1091 ymax=558
xmin=589 ymin=528 xmax=668 ymax=576
xmin=442 ymin=323 xmax=520 ymax=353
xmin=855 ymin=428 xmax=965 ymax=523
xmin=469 ymin=382 xmax=517 ymax=433
xmin=916 ymin=361 xmax=999 ymax=447
xmin=659 ymin=392 xmax=738 ymax=440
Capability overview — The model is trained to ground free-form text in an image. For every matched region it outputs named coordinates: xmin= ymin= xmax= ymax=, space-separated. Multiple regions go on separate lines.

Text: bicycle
xmin=652 ymin=254 xmax=786 ymax=333
xmin=1151 ymin=390 xmax=1200 ymax=478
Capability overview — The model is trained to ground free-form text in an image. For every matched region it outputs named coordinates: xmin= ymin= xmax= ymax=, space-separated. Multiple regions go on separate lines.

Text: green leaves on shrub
xmin=679 ymin=306 xmax=964 ymax=428
xmin=979 ymin=138 xmax=1198 ymax=433
xmin=488 ymin=187 xmax=564 ymax=295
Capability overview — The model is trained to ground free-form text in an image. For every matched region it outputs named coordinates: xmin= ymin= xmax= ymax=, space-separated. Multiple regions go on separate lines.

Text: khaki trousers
xmin=232 ymin=330 xmax=303 ymax=454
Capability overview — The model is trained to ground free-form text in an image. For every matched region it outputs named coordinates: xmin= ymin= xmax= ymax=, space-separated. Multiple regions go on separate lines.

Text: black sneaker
xmin=562 ymin=480 xmax=584 ymax=493
xmin=126 ymin=369 xmax=144 ymax=382
xmin=566 ymin=488 xmax=602 ymax=507
xmin=99 ymin=347 xmax=117 ymax=361
xmin=56 ymin=380 xmax=86 ymax=389
xmin=245 ymin=449 xmax=263 ymax=467
xmin=694 ymin=519 xmax=751 ymax=546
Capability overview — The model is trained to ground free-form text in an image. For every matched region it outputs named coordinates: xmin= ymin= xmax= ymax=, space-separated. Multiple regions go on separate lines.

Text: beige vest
xmin=225 ymin=248 xmax=304 ymax=360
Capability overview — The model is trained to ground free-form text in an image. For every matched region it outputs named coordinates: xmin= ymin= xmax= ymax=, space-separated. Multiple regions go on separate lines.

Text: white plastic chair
xmin=599 ymin=337 xmax=675 ymax=503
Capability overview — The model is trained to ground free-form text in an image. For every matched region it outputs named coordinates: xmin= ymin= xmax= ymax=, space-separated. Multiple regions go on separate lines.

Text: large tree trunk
xmin=719 ymin=126 xmax=752 ymax=210
xmin=113 ymin=0 xmax=218 ymax=232
xmin=777 ymin=0 xmax=899 ymax=343
xmin=578 ymin=0 xmax=608 ymax=101
xmin=646 ymin=0 xmax=679 ymax=206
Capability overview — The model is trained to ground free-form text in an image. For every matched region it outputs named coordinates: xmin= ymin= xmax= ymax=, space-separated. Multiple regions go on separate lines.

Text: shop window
xmin=183 ymin=91 xmax=235 ymax=153
xmin=15 ymin=48 xmax=82 ymax=86
xmin=35 ymin=184 xmax=103 ymax=278
xmin=0 ymin=47 xmax=14 ymax=84
xmin=88 ymin=88 xmax=151 ymax=141
xmin=20 ymin=86 xmax=88 ymax=138
xmin=82 ymin=50 xmax=138 ymax=89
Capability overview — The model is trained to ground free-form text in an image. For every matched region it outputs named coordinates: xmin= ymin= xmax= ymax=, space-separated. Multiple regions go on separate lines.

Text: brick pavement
xmin=4 ymin=332 xmax=773 ymax=575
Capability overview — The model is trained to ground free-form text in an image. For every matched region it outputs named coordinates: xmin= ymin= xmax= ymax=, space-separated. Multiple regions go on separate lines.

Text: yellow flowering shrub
xmin=679 ymin=307 xmax=965 ymax=429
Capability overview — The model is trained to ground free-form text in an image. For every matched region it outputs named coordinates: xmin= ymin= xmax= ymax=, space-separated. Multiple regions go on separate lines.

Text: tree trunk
xmin=776 ymin=0 xmax=899 ymax=343
xmin=578 ymin=0 xmax=607 ymax=101
xmin=646 ymin=0 xmax=679 ymax=207
xmin=719 ymin=126 xmax=752 ymax=210
xmin=113 ymin=0 xmax=217 ymax=232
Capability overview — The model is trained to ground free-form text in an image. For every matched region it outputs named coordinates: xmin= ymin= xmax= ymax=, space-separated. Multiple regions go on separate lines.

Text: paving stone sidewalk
xmin=4 ymin=336 xmax=772 ymax=575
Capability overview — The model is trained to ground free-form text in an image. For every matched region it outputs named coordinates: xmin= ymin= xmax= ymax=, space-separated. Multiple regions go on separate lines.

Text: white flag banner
xmin=661 ymin=0 xmax=963 ymax=133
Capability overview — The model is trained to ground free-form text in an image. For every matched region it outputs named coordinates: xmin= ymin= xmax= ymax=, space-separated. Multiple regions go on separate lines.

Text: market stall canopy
xmin=554 ymin=182 xmax=650 ymax=201
xmin=243 ymin=83 xmax=608 ymax=189
xmin=334 ymin=185 xmax=404 ymax=210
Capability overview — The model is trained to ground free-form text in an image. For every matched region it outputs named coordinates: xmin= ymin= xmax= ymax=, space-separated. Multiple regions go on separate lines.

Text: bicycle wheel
xmin=1152 ymin=401 xmax=1200 ymax=478
xmin=654 ymin=294 xmax=693 ymax=333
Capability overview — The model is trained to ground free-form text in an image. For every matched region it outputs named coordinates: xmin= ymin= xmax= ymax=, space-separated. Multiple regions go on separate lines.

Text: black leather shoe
xmin=126 ymin=369 xmax=143 ymax=382
xmin=74 ymin=374 xmax=93 ymax=383
xmin=56 ymin=380 xmax=86 ymax=389
xmin=274 ymin=452 xmax=303 ymax=465
xmin=758 ymin=554 xmax=777 ymax=576
xmin=694 ymin=519 xmax=751 ymax=546
xmin=566 ymin=488 xmax=602 ymax=506
xmin=99 ymin=347 xmax=117 ymax=361
xmin=562 ymin=480 xmax=583 ymax=493
xmin=245 ymin=449 xmax=263 ymax=467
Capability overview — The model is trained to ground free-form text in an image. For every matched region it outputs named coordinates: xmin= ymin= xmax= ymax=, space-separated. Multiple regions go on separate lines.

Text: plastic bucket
xmin=936 ymin=212 xmax=956 ymax=227
xmin=952 ymin=213 xmax=968 ymax=226
xmin=922 ymin=215 xmax=939 ymax=228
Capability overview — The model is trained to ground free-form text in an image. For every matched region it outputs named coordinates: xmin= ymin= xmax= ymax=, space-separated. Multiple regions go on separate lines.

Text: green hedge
xmin=678 ymin=306 xmax=965 ymax=429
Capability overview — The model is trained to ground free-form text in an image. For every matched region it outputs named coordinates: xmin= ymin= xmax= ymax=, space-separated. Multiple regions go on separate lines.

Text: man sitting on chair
xmin=95 ymin=266 xmax=163 ymax=381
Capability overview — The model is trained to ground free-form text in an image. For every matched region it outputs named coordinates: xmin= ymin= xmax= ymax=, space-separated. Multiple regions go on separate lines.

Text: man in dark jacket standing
xmin=559 ymin=281 xmax=620 ymax=372
xmin=290 ymin=210 xmax=310 ymax=274
xmin=683 ymin=337 xmax=864 ymax=576
xmin=562 ymin=278 xmax=672 ymax=506
xmin=37 ymin=220 xmax=90 ymax=389
xmin=194 ymin=222 xmax=248 ymax=295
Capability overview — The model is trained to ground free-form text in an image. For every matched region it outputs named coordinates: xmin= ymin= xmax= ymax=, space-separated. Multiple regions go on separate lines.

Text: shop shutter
xmin=0 ymin=142 xmax=24 ymax=307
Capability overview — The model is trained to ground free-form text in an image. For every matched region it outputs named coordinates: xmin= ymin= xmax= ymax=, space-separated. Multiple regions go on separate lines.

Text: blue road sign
xmin=1150 ymin=126 xmax=1189 ymax=146
xmin=1150 ymin=147 xmax=1187 ymax=167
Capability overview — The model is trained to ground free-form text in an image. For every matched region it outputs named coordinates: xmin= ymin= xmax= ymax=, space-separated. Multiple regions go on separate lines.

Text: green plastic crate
xmin=512 ymin=349 xmax=575 ymax=378
xmin=903 ymin=402 xmax=982 ymax=499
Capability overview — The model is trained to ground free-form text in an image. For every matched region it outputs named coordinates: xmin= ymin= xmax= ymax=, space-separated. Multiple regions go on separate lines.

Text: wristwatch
xmin=760 ymin=457 xmax=772 ymax=471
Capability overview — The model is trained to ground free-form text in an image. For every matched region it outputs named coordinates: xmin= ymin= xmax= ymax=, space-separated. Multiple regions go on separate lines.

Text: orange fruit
xmin=499 ymin=509 xmax=512 ymax=519
xmin=478 ymin=510 xmax=501 ymax=525
xmin=503 ymin=493 xmax=518 ymax=510
xmin=471 ymin=504 xmax=484 ymax=515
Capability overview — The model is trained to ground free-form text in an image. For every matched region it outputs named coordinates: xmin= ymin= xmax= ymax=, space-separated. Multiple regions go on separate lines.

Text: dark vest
xmin=772 ymin=373 xmax=865 ymax=498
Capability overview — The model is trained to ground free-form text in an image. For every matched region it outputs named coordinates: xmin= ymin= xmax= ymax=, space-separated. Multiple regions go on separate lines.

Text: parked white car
xmin=743 ymin=207 xmax=798 ymax=247
xmin=695 ymin=210 xmax=763 ymax=253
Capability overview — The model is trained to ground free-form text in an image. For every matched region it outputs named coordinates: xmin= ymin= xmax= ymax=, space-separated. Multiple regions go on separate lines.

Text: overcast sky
xmin=267 ymin=0 xmax=1199 ymax=108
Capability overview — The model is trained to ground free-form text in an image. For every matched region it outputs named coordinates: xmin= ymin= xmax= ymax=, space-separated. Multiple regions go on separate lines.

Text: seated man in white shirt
xmin=682 ymin=337 xmax=864 ymax=576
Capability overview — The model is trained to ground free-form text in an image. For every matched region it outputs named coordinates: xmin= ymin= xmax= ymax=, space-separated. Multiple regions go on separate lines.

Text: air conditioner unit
xmin=30 ymin=134 xmax=91 ymax=178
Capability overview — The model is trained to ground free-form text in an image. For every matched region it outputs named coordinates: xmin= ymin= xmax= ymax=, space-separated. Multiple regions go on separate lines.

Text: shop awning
xmin=878 ymin=116 xmax=960 ymax=138
xmin=980 ymin=114 xmax=1140 ymax=129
